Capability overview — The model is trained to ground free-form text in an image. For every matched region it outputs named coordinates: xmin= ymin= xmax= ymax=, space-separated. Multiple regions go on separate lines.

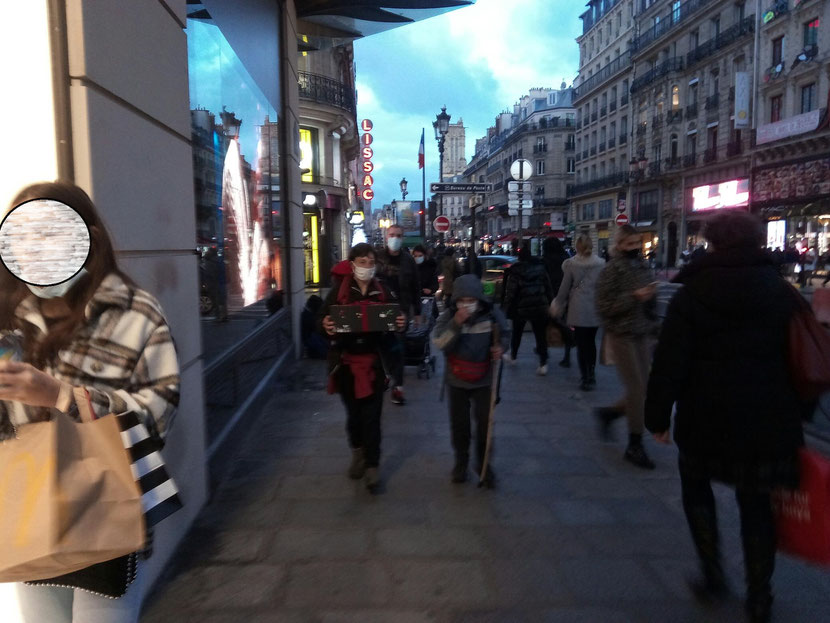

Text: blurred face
xmin=617 ymin=234 xmax=640 ymax=253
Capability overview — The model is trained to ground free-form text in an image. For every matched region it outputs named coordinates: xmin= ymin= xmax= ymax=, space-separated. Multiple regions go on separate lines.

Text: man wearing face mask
xmin=375 ymin=225 xmax=421 ymax=405
xmin=433 ymin=274 xmax=509 ymax=487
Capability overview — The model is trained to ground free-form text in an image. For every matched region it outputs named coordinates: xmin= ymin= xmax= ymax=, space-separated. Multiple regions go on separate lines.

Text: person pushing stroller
xmin=433 ymin=274 xmax=509 ymax=487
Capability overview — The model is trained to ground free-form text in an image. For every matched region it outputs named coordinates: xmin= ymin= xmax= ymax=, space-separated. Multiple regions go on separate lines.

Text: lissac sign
xmin=360 ymin=119 xmax=374 ymax=201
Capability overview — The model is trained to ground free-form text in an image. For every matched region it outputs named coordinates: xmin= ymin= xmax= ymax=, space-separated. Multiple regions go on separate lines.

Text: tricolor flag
xmin=418 ymin=129 xmax=425 ymax=169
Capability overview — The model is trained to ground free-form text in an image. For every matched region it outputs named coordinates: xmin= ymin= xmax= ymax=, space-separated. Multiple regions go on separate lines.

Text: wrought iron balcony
xmin=664 ymin=156 xmax=682 ymax=170
xmin=652 ymin=113 xmax=663 ymax=128
xmin=600 ymin=106 xmax=608 ymax=117
xmin=726 ymin=140 xmax=742 ymax=157
xmin=565 ymin=140 xmax=576 ymax=151
xmin=703 ymin=147 xmax=718 ymax=164
xmin=667 ymin=109 xmax=683 ymax=123
xmin=583 ymin=149 xmax=589 ymax=159
xmin=620 ymin=94 xmax=629 ymax=106
xmin=599 ymin=142 xmax=607 ymax=152
xmin=620 ymin=133 xmax=628 ymax=144
xmin=705 ymin=93 xmax=720 ymax=110
xmin=610 ymin=101 xmax=618 ymax=112
xmin=298 ymin=71 xmax=355 ymax=113
xmin=686 ymin=17 xmax=755 ymax=68
xmin=648 ymin=161 xmax=662 ymax=177
xmin=568 ymin=171 xmax=631 ymax=197
xmin=533 ymin=144 xmax=548 ymax=153
xmin=608 ymin=137 xmax=616 ymax=148
xmin=686 ymin=102 xmax=698 ymax=117
xmin=591 ymin=111 xmax=599 ymax=122
xmin=573 ymin=51 xmax=632 ymax=101
xmin=683 ymin=153 xmax=697 ymax=168
xmin=631 ymin=0 xmax=718 ymax=54
xmin=630 ymin=57 xmax=684 ymax=93
xmin=590 ymin=146 xmax=597 ymax=156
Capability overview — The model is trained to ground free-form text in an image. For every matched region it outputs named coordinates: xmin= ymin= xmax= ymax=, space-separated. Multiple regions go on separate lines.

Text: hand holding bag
xmin=0 ymin=396 xmax=145 ymax=582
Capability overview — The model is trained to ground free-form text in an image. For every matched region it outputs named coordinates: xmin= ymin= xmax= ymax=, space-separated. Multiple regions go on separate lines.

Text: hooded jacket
xmin=502 ymin=256 xmax=553 ymax=319
xmin=433 ymin=275 xmax=509 ymax=389
xmin=553 ymin=253 xmax=605 ymax=327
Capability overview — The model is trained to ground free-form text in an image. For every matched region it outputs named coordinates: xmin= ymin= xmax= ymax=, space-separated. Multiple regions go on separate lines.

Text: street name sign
xmin=433 ymin=216 xmax=451 ymax=232
xmin=429 ymin=183 xmax=491 ymax=193
xmin=615 ymin=213 xmax=630 ymax=226
xmin=510 ymin=159 xmax=533 ymax=181
xmin=507 ymin=181 xmax=532 ymax=193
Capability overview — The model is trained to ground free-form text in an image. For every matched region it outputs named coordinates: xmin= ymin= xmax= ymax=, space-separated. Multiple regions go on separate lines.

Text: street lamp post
xmin=433 ymin=106 xmax=450 ymax=242
xmin=391 ymin=199 xmax=398 ymax=225
xmin=400 ymin=177 xmax=408 ymax=201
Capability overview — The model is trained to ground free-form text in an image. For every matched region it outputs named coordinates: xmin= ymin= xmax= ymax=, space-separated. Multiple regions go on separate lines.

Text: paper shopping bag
xmin=772 ymin=447 xmax=830 ymax=566
xmin=0 ymin=410 xmax=145 ymax=582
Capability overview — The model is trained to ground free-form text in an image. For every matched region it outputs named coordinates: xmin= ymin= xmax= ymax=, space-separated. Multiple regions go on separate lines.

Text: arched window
xmin=670 ymin=134 xmax=678 ymax=159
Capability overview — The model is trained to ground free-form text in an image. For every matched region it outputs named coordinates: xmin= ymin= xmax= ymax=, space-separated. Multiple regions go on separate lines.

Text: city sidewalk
xmin=141 ymin=342 xmax=830 ymax=623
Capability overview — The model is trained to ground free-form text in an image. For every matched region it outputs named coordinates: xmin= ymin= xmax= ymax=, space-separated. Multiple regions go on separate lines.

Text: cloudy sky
xmin=354 ymin=0 xmax=584 ymax=214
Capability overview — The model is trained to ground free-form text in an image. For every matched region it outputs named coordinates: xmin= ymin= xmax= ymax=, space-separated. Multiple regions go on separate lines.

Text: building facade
xmin=571 ymin=0 xmax=636 ymax=257
xmin=466 ymin=86 xmax=576 ymax=253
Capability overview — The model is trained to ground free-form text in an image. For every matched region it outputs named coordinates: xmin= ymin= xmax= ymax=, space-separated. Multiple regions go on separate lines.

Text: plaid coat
xmin=0 ymin=273 xmax=180 ymax=442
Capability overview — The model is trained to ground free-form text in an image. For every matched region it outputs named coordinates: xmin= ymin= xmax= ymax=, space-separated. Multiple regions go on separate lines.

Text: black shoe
xmin=478 ymin=466 xmax=496 ymax=489
xmin=624 ymin=443 xmax=656 ymax=469
xmin=594 ymin=407 xmax=623 ymax=440
xmin=451 ymin=457 xmax=468 ymax=483
xmin=745 ymin=592 xmax=773 ymax=623
xmin=686 ymin=574 xmax=730 ymax=604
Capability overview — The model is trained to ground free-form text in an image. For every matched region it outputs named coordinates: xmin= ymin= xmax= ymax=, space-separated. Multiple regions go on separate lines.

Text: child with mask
xmin=433 ymin=274 xmax=509 ymax=487
xmin=320 ymin=243 xmax=406 ymax=491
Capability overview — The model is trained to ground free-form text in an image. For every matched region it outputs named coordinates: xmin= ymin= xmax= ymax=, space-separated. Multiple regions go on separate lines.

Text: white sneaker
xmin=536 ymin=364 xmax=548 ymax=376
xmin=502 ymin=353 xmax=516 ymax=365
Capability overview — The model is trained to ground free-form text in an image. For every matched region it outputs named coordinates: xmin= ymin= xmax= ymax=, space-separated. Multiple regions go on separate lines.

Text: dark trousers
xmin=448 ymin=385 xmax=491 ymax=468
xmin=573 ymin=326 xmax=599 ymax=381
xmin=680 ymin=469 xmax=777 ymax=598
xmin=339 ymin=366 xmax=385 ymax=467
xmin=511 ymin=315 xmax=549 ymax=365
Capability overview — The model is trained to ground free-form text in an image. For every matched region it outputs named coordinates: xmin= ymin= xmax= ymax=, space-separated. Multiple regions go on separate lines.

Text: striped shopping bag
xmin=74 ymin=388 xmax=182 ymax=528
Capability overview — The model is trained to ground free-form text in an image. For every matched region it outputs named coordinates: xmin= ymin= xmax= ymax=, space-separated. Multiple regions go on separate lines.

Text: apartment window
xmin=686 ymin=134 xmax=697 ymax=155
xmin=711 ymin=17 xmax=720 ymax=39
xmin=772 ymin=36 xmax=784 ymax=65
xmin=652 ymin=143 xmax=662 ymax=163
xmin=599 ymin=199 xmax=613 ymax=219
xmin=620 ymin=116 xmax=628 ymax=135
xmin=536 ymin=137 xmax=545 ymax=150
xmin=804 ymin=18 xmax=820 ymax=47
xmin=688 ymin=83 xmax=698 ymax=106
xmin=584 ymin=202 xmax=596 ymax=220
xmin=710 ymin=72 xmax=719 ymax=96
xmin=671 ymin=85 xmax=680 ymax=109
xmin=600 ymin=126 xmax=607 ymax=143
xmin=672 ymin=1 xmax=681 ymax=23
xmin=670 ymin=134 xmax=679 ymax=159
xmin=708 ymin=126 xmax=718 ymax=150
xmin=611 ymin=86 xmax=618 ymax=104
xmin=801 ymin=83 xmax=816 ymax=113
xmin=654 ymin=15 xmax=661 ymax=29
xmin=536 ymin=160 xmax=545 ymax=175
xmin=770 ymin=94 xmax=782 ymax=122
xmin=690 ymin=30 xmax=699 ymax=50
xmin=734 ymin=2 xmax=745 ymax=21
xmin=567 ymin=158 xmax=576 ymax=173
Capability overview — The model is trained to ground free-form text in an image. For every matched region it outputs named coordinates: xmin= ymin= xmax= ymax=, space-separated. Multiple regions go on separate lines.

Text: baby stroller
xmin=405 ymin=296 xmax=437 ymax=379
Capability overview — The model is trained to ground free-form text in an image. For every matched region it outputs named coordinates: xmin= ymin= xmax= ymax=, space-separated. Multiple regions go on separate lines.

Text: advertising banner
xmin=734 ymin=72 xmax=750 ymax=129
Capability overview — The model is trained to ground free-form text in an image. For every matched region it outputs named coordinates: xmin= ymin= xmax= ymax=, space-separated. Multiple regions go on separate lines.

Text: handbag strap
xmin=72 ymin=386 xmax=97 ymax=423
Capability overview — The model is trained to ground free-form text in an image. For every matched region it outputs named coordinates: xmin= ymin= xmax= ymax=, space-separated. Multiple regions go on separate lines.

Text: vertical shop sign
xmin=360 ymin=119 xmax=374 ymax=201
xmin=734 ymin=72 xmax=750 ymax=129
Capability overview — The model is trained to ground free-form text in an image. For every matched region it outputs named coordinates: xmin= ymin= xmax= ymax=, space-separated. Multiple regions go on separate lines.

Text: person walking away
xmin=542 ymin=237 xmax=575 ymax=367
xmin=320 ymin=243 xmax=406 ymax=491
xmin=645 ymin=211 xmax=806 ymax=623
xmin=594 ymin=225 xmax=659 ymax=469
xmin=1 ymin=182 xmax=180 ymax=623
xmin=438 ymin=247 xmax=458 ymax=308
xmin=413 ymin=245 xmax=439 ymax=319
xmin=433 ymin=274 xmax=508 ymax=487
xmin=502 ymin=246 xmax=554 ymax=375
xmin=551 ymin=234 xmax=605 ymax=391
xmin=375 ymin=224 xmax=421 ymax=405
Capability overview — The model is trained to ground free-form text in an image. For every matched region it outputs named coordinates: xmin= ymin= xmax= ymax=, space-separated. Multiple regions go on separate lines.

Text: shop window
xmin=801 ymin=83 xmax=816 ymax=114
xmin=770 ymin=94 xmax=782 ymax=122
xmin=804 ymin=18 xmax=819 ymax=47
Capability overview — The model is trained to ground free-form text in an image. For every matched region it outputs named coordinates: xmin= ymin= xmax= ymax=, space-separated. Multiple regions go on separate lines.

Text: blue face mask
xmin=387 ymin=237 xmax=403 ymax=252
xmin=26 ymin=268 xmax=88 ymax=299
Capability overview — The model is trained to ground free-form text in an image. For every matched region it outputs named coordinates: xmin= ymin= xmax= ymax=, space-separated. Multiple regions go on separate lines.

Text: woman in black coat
xmin=542 ymin=237 xmax=574 ymax=366
xmin=645 ymin=211 xmax=806 ymax=623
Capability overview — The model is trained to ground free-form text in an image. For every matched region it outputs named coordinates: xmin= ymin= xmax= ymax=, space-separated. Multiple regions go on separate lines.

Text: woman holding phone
xmin=0 ymin=181 xmax=180 ymax=623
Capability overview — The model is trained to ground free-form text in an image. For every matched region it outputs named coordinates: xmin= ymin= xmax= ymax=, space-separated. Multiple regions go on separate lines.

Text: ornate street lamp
xmin=400 ymin=177 xmax=408 ymax=201
xmin=390 ymin=199 xmax=398 ymax=225
xmin=433 ymin=106 xmax=451 ymax=241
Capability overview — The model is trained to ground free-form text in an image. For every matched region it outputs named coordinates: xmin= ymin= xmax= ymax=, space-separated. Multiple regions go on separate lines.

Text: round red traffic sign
xmin=615 ymin=213 xmax=630 ymax=226
xmin=433 ymin=216 xmax=451 ymax=233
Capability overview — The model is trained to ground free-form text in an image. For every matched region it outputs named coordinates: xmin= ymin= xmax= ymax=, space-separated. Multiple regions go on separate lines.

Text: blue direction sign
xmin=430 ymin=183 xmax=492 ymax=193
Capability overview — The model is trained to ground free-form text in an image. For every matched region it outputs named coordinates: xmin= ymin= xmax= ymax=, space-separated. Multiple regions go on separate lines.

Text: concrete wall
xmin=64 ymin=0 xmax=207 ymax=601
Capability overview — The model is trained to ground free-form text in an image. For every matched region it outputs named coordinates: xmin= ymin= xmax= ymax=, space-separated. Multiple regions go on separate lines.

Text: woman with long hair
xmin=594 ymin=225 xmax=659 ymax=469
xmin=0 ymin=181 xmax=180 ymax=622
xmin=551 ymin=234 xmax=605 ymax=391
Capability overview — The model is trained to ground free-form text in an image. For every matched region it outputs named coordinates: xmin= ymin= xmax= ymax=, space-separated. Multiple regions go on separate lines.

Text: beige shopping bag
xmin=0 ymin=406 xmax=145 ymax=582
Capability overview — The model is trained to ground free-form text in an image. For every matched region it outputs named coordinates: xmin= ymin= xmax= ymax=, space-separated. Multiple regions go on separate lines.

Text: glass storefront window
xmin=187 ymin=14 xmax=283 ymax=314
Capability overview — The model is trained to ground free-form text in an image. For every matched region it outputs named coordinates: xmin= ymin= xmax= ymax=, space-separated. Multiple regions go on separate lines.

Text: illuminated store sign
xmin=361 ymin=119 xmax=374 ymax=201
xmin=692 ymin=178 xmax=749 ymax=212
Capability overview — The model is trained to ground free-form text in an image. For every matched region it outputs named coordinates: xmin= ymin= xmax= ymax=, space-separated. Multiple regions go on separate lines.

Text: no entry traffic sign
xmin=615 ymin=213 xmax=630 ymax=226
xmin=433 ymin=216 xmax=451 ymax=233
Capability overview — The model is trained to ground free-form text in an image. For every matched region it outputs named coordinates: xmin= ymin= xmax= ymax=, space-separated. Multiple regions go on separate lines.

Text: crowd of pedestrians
xmin=313 ymin=211 xmax=820 ymax=623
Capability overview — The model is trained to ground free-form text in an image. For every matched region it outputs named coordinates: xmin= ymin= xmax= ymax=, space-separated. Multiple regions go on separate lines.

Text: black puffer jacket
xmin=502 ymin=257 xmax=553 ymax=319
xmin=645 ymin=248 xmax=805 ymax=488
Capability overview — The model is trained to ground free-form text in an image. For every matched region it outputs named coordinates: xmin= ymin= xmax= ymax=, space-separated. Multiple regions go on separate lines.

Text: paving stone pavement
xmin=140 ymin=342 xmax=830 ymax=623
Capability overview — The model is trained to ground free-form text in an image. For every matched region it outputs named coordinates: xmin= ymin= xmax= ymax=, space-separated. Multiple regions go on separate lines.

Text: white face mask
xmin=352 ymin=264 xmax=375 ymax=282
xmin=387 ymin=237 xmax=403 ymax=252
xmin=459 ymin=301 xmax=478 ymax=315
xmin=414 ymin=256 xmax=425 ymax=265
xmin=26 ymin=268 xmax=89 ymax=299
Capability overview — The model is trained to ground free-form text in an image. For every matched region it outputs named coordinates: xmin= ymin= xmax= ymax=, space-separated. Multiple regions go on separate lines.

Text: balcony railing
xmin=599 ymin=141 xmax=607 ymax=152
xmin=703 ymin=147 xmax=718 ymax=163
xmin=493 ymin=180 xmax=504 ymax=191
xmin=664 ymin=156 xmax=682 ymax=170
xmin=631 ymin=0 xmax=718 ymax=53
xmin=652 ymin=113 xmax=663 ymax=128
xmin=683 ymin=153 xmax=697 ymax=167
xmin=600 ymin=106 xmax=608 ymax=117
xmin=610 ymin=101 xmax=618 ymax=112
xmin=574 ymin=51 xmax=632 ymax=100
xmin=582 ymin=149 xmax=589 ymax=159
xmin=726 ymin=140 xmax=742 ymax=156
xmin=620 ymin=133 xmax=628 ymax=144
xmin=565 ymin=141 xmax=576 ymax=151
xmin=648 ymin=161 xmax=662 ymax=177
xmin=630 ymin=57 xmax=684 ymax=93
xmin=620 ymin=94 xmax=629 ymax=106
xmin=686 ymin=17 xmax=755 ymax=68
xmin=608 ymin=137 xmax=616 ymax=148
xmin=591 ymin=111 xmax=598 ymax=122
xmin=636 ymin=123 xmax=647 ymax=136
xmin=568 ymin=171 xmax=631 ymax=197
xmin=298 ymin=71 xmax=355 ymax=113
xmin=705 ymin=93 xmax=720 ymax=110
xmin=667 ymin=109 xmax=683 ymax=123
xmin=533 ymin=144 xmax=548 ymax=153
xmin=686 ymin=102 xmax=698 ymax=117
xmin=590 ymin=146 xmax=597 ymax=155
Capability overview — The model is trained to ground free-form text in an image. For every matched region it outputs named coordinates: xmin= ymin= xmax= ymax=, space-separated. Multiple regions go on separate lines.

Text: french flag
xmin=418 ymin=128 xmax=425 ymax=169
